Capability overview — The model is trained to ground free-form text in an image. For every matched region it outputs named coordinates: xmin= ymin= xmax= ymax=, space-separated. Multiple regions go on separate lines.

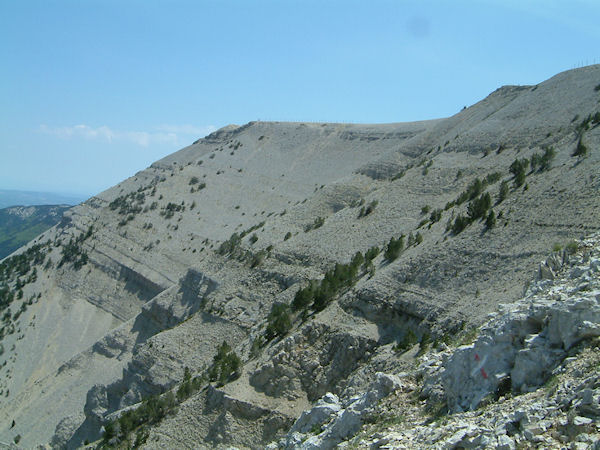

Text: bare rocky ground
xmin=0 ymin=65 xmax=598 ymax=448
xmin=281 ymin=233 xmax=600 ymax=449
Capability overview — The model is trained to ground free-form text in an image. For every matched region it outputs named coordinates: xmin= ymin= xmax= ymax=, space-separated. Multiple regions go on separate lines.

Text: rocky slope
xmin=0 ymin=65 xmax=598 ymax=448
xmin=319 ymin=232 xmax=600 ymax=449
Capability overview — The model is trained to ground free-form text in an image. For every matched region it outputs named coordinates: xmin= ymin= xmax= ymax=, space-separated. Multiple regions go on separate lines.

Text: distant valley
xmin=0 ymin=205 xmax=71 ymax=259
xmin=0 ymin=189 xmax=86 ymax=209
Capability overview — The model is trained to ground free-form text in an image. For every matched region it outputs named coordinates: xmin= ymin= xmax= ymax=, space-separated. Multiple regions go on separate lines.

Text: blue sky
xmin=1 ymin=0 xmax=599 ymax=198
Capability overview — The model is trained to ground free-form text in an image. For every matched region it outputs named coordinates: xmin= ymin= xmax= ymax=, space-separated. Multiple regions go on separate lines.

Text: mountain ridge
xmin=0 ymin=64 xmax=598 ymax=448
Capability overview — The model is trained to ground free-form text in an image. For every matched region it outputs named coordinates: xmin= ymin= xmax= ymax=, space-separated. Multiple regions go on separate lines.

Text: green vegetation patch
xmin=0 ymin=205 xmax=69 ymax=259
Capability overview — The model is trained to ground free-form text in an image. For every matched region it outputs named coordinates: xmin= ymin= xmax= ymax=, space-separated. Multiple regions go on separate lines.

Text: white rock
xmin=573 ymin=416 xmax=593 ymax=426
xmin=496 ymin=434 xmax=515 ymax=450
xmin=289 ymin=392 xmax=341 ymax=434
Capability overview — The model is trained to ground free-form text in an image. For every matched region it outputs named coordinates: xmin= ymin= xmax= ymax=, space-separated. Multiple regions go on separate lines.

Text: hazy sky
xmin=1 ymin=0 xmax=599 ymax=197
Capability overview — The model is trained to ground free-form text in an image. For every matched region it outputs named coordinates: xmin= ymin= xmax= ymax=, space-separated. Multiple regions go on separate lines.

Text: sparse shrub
xmin=176 ymin=367 xmax=193 ymax=401
xmin=595 ymin=84 xmax=600 ymax=92
xmin=497 ymin=180 xmax=509 ymax=204
xmin=572 ymin=138 xmax=588 ymax=158
xmin=310 ymin=424 xmax=322 ymax=435
xmin=364 ymin=246 xmax=380 ymax=263
xmin=218 ymin=233 xmax=241 ymax=255
xmin=292 ymin=251 xmax=365 ymax=313
xmin=421 ymin=205 xmax=430 ymax=215
xmin=456 ymin=178 xmax=483 ymax=205
xmin=415 ymin=232 xmax=423 ymax=244
xmin=485 ymin=172 xmax=502 ymax=185
xmin=459 ymin=327 xmax=479 ymax=346
xmin=565 ymin=240 xmax=579 ymax=254
xmin=485 ymin=209 xmax=496 ymax=230
xmin=351 ymin=251 xmax=364 ymax=269
xmin=265 ymin=303 xmax=292 ymax=340
xmin=249 ymin=234 xmax=258 ymax=244
xmin=208 ymin=341 xmax=241 ymax=386
xmin=509 ymin=158 xmax=529 ymax=187
xmin=416 ymin=333 xmax=431 ymax=357
xmin=292 ymin=281 xmax=317 ymax=311
xmin=467 ymin=193 xmax=492 ymax=222
xmin=391 ymin=170 xmax=406 ymax=181
xmin=358 ymin=200 xmax=378 ymax=218
xmin=384 ymin=235 xmax=405 ymax=262
xmin=250 ymin=250 xmax=267 ymax=268
xmin=305 ymin=216 xmax=325 ymax=232
xmin=394 ymin=329 xmax=418 ymax=353
xmin=530 ymin=146 xmax=555 ymax=172
xmin=576 ymin=114 xmax=594 ymax=136
xmin=421 ymin=160 xmax=433 ymax=175
xmin=102 ymin=391 xmax=177 ymax=445
xmin=429 ymin=209 xmax=442 ymax=223
xmin=284 ymin=232 xmax=292 ymax=241
xmin=58 ymin=232 xmax=90 ymax=270
xmin=451 ymin=214 xmax=469 ymax=235
xmin=160 ymin=202 xmax=184 ymax=219
xmin=189 ymin=176 xmax=199 ymax=185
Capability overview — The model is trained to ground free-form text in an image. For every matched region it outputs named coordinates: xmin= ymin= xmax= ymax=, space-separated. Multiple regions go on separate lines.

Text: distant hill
xmin=0 ymin=189 xmax=86 ymax=209
xmin=0 ymin=205 xmax=70 ymax=259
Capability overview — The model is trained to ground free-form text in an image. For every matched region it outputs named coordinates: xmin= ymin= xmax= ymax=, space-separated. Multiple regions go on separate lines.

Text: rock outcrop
xmin=342 ymin=233 xmax=600 ymax=449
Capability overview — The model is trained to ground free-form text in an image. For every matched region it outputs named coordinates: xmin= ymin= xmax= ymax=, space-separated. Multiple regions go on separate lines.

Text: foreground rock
xmin=339 ymin=233 xmax=600 ymax=449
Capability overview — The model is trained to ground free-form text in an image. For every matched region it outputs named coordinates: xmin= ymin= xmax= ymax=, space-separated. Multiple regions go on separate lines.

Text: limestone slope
xmin=0 ymin=65 xmax=598 ymax=448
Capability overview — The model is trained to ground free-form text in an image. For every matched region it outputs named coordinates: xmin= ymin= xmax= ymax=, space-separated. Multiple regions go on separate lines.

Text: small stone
xmin=576 ymin=433 xmax=594 ymax=443
xmin=524 ymin=424 xmax=545 ymax=436
xmin=496 ymin=434 xmax=515 ymax=450
xmin=573 ymin=416 xmax=593 ymax=426
xmin=373 ymin=436 xmax=390 ymax=446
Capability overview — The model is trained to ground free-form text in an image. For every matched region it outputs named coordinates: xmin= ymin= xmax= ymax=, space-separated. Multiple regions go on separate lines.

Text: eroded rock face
xmin=309 ymin=236 xmax=600 ymax=449
xmin=250 ymin=321 xmax=377 ymax=401
xmin=277 ymin=372 xmax=403 ymax=449
xmin=50 ymin=415 xmax=82 ymax=449
xmin=436 ymin=235 xmax=600 ymax=412
xmin=140 ymin=269 xmax=217 ymax=330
